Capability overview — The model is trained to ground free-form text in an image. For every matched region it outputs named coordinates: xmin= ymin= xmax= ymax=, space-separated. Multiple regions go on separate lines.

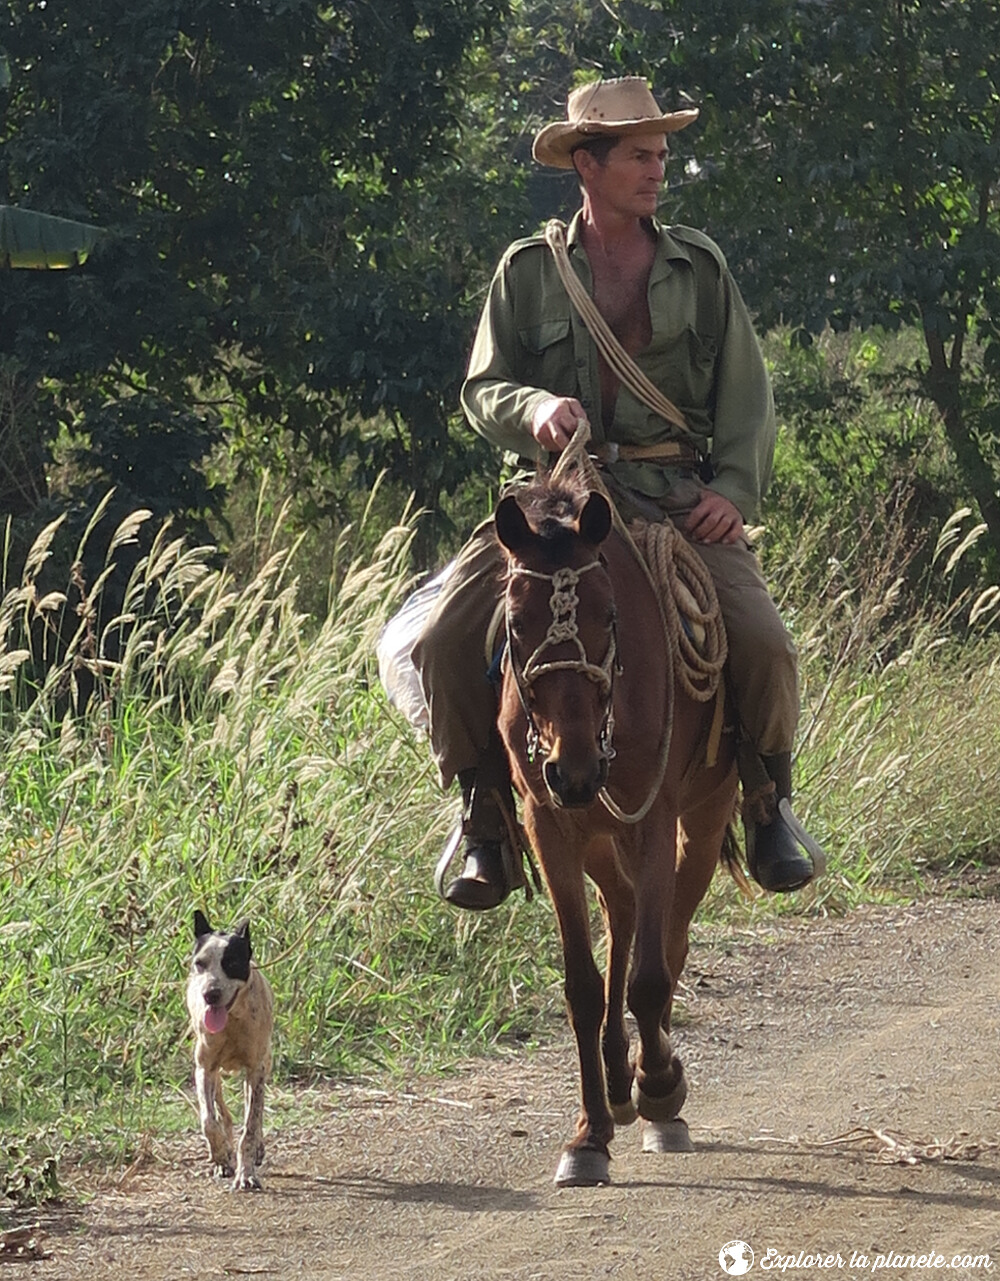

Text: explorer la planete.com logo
xmin=719 ymin=1240 xmax=755 ymax=1275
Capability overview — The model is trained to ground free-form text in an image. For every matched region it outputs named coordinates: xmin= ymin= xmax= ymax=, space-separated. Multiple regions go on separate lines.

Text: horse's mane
xmin=517 ymin=473 xmax=591 ymax=544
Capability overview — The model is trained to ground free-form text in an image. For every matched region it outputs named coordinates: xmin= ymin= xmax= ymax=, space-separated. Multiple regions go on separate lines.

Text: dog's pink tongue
xmin=203 ymin=1004 xmax=228 ymax=1035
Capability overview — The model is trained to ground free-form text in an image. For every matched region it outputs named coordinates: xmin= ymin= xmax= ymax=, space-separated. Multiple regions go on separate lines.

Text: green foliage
xmin=0 ymin=1133 xmax=61 ymax=1206
xmin=762 ymin=326 xmax=979 ymax=586
xmin=1 ymin=0 xmax=514 ymax=527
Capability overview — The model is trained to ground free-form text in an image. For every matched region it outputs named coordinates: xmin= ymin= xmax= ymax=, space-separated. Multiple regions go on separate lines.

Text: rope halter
xmin=505 ymin=558 xmax=619 ymax=764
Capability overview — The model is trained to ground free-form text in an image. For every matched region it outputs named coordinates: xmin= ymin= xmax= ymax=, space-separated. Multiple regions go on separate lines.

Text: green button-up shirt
xmin=460 ymin=211 xmax=775 ymax=523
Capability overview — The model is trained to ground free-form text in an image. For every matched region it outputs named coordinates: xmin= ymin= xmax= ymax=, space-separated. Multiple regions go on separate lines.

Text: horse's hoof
xmin=632 ymin=1070 xmax=687 ymax=1122
xmin=610 ymin=1098 xmax=638 ymax=1126
xmin=554 ymin=1148 xmax=611 ymax=1187
xmin=642 ymin=1118 xmax=694 ymax=1153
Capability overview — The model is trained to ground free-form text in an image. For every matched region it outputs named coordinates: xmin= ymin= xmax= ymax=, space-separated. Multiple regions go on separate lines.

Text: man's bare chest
xmin=590 ymin=255 xmax=653 ymax=352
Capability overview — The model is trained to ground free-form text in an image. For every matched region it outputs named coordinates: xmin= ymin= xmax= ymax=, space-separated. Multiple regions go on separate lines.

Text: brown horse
xmin=494 ymin=473 xmax=738 ymax=1187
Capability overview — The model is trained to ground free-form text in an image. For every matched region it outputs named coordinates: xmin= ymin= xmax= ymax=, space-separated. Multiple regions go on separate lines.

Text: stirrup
xmin=746 ymin=800 xmax=825 ymax=893
xmin=436 ymin=830 xmax=510 ymax=911
xmin=434 ymin=804 xmax=536 ymax=912
xmin=777 ymin=798 xmax=827 ymax=876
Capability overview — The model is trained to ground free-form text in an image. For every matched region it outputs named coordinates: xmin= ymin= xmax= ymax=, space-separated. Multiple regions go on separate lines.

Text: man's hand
xmin=684 ymin=489 xmax=745 ymax=544
xmin=530 ymin=397 xmax=588 ymax=453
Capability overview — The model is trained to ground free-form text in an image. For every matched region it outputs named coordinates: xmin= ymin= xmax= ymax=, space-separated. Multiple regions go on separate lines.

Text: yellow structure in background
xmin=0 ymin=205 xmax=102 ymax=269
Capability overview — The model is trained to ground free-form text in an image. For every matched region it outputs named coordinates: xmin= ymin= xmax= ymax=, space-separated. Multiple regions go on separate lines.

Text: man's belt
xmin=589 ymin=440 xmax=702 ymax=466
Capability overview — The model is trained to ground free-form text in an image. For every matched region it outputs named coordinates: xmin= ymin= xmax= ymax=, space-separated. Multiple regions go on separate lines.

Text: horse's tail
xmin=719 ymin=818 xmax=756 ymax=900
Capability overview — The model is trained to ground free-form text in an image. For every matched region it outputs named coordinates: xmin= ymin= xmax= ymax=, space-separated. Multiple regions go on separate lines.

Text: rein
xmin=502 ymin=422 xmax=726 ymax=826
xmin=551 ymin=428 xmax=676 ymax=823
xmin=551 ymin=425 xmax=677 ymax=824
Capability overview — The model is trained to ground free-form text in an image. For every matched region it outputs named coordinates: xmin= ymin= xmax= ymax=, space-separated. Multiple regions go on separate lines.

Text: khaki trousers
xmin=412 ymin=476 xmax=798 ymax=789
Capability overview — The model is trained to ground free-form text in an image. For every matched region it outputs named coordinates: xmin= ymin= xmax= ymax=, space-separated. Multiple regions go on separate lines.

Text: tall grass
xmin=0 ymin=486 xmax=998 ymax=1190
xmin=0 ymin=495 xmax=564 ymax=1177
xmin=766 ymin=497 xmax=1000 ymax=909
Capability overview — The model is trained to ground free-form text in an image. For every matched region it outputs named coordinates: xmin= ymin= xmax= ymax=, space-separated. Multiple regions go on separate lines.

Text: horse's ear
xmin=495 ymin=494 xmax=532 ymax=553
xmin=578 ymin=492 xmax=612 ymax=547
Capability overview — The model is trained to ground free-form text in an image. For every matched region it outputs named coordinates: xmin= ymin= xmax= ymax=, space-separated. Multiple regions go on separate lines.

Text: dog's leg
xmin=232 ymin=1063 xmax=266 ymax=1192
xmin=216 ymin=1084 xmax=236 ymax=1166
xmin=195 ymin=1064 xmax=235 ymax=1178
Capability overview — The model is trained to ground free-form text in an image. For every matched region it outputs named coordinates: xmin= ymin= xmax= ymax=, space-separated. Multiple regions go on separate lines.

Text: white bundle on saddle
xmin=376 ymin=561 xmax=456 ymax=732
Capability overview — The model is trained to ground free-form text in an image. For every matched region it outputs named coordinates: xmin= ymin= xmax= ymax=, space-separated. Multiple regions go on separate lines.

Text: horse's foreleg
xmin=591 ymin=849 xmax=636 ymax=1126
xmin=538 ymin=838 xmax=615 ymax=1186
xmin=632 ymin=773 xmax=737 ymax=1154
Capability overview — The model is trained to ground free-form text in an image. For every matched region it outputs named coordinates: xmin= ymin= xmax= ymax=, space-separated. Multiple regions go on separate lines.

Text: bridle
xmin=504 ymin=558 xmax=620 ymax=766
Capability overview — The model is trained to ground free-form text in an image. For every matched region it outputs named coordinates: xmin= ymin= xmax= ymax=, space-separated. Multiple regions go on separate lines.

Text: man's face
xmin=581 ymin=134 xmax=668 ymax=218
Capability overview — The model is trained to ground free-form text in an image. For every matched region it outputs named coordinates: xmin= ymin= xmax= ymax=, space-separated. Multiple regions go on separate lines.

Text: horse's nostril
xmin=544 ymin=757 xmax=603 ymax=809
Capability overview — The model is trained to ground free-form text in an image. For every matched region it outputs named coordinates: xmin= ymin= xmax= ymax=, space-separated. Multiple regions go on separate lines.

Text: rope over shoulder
xmin=543 ymin=222 xmax=725 ymax=697
xmin=545 ymin=219 xmax=691 ymax=437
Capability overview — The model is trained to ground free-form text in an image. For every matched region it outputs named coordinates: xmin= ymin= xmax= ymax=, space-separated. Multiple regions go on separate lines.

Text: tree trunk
xmin=922 ymin=326 xmax=1000 ymax=563
xmin=0 ymin=372 xmax=49 ymax=515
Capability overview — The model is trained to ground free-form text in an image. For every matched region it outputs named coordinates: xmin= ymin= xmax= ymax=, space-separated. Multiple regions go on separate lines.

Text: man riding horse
xmin=412 ymin=76 xmax=819 ymax=906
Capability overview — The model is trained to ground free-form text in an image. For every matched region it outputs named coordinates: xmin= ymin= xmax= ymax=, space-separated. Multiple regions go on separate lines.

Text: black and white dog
xmin=186 ymin=911 xmax=274 ymax=1191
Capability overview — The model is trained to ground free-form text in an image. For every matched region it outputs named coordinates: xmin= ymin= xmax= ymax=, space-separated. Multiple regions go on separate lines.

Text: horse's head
xmin=495 ymin=480 xmax=617 ymax=810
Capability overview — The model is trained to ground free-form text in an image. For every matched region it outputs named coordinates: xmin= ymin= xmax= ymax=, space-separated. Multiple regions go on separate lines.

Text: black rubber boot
xmin=436 ymin=737 xmax=519 ymax=911
xmin=744 ymin=752 xmax=815 ymax=893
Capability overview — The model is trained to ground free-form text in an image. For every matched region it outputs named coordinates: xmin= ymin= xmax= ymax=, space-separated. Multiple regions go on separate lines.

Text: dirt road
xmin=15 ymin=894 xmax=1000 ymax=1279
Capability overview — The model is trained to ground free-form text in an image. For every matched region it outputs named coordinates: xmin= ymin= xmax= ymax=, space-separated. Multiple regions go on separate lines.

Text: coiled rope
xmin=628 ymin=518 xmax=727 ymax=702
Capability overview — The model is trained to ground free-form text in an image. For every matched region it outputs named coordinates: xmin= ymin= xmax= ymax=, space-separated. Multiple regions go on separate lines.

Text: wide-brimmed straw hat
xmin=532 ymin=77 xmax=699 ymax=170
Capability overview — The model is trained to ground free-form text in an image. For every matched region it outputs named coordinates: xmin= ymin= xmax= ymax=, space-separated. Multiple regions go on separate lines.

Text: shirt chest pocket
xmin=518 ymin=316 xmax=571 ymax=355
xmin=644 ymin=325 xmax=718 ymax=408
xmin=516 ymin=315 xmax=578 ymax=398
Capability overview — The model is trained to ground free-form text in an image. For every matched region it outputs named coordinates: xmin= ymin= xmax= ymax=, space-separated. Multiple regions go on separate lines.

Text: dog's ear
xmin=222 ymin=926 xmax=253 ymax=981
xmin=194 ymin=909 xmax=213 ymax=940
